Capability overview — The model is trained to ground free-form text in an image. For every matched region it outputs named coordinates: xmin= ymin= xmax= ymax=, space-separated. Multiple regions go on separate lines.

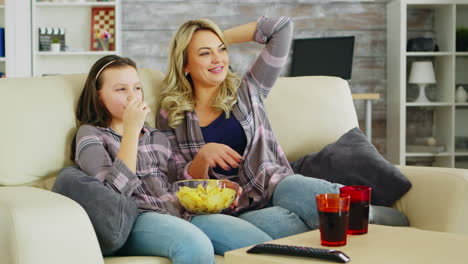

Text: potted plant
xmin=50 ymin=38 xmax=61 ymax=52
xmin=456 ymin=26 xmax=468 ymax=52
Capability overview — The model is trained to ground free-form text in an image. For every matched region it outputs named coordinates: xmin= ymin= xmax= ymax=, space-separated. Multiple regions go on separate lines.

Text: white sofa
xmin=1 ymin=69 xmax=468 ymax=264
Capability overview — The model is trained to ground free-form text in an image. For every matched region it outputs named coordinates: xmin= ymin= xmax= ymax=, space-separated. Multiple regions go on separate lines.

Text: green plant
xmin=51 ymin=38 xmax=60 ymax=44
xmin=457 ymin=27 xmax=468 ymax=39
xmin=456 ymin=26 xmax=468 ymax=51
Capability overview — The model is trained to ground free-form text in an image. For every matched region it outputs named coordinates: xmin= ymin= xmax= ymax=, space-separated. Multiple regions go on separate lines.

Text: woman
xmin=157 ymin=16 xmax=340 ymax=239
xmin=157 ymin=16 xmax=408 ymax=241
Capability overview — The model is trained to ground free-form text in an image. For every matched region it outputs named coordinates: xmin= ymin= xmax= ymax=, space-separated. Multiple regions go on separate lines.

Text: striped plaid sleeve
xmin=75 ymin=125 xmax=141 ymax=196
xmin=156 ymin=110 xmax=193 ymax=180
xmin=245 ymin=16 xmax=293 ymax=100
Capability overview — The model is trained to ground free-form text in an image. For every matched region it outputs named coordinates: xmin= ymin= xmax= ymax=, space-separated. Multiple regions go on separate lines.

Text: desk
xmin=352 ymin=93 xmax=380 ymax=141
xmin=225 ymin=225 xmax=468 ymax=264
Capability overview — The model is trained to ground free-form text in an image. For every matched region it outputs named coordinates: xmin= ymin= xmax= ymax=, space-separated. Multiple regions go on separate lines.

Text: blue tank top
xmin=200 ymin=111 xmax=247 ymax=176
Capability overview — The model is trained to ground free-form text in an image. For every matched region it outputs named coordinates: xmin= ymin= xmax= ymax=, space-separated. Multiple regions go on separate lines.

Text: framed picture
xmin=90 ymin=7 xmax=116 ymax=51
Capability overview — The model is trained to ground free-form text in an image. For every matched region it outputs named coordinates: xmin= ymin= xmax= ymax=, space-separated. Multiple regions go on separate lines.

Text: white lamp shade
xmin=409 ymin=61 xmax=436 ymax=84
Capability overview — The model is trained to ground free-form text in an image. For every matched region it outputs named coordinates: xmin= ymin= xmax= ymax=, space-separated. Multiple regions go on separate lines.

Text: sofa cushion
xmin=52 ymin=167 xmax=139 ymax=256
xmin=266 ymin=76 xmax=359 ymax=162
xmin=0 ymin=75 xmax=82 ymax=185
xmin=0 ymin=69 xmax=164 ymax=187
xmin=290 ymin=127 xmax=412 ymax=206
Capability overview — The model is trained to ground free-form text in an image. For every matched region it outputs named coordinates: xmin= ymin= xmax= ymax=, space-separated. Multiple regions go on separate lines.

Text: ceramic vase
xmin=50 ymin=43 xmax=61 ymax=52
xmin=456 ymin=86 xmax=467 ymax=103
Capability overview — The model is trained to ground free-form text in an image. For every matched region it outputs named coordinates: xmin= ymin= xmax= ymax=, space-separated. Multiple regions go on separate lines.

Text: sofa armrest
xmin=0 ymin=187 xmax=104 ymax=264
xmin=394 ymin=166 xmax=468 ymax=235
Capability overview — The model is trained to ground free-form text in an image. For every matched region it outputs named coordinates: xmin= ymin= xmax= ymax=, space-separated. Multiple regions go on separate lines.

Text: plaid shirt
xmin=157 ymin=16 xmax=294 ymax=214
xmin=75 ymin=124 xmax=190 ymax=219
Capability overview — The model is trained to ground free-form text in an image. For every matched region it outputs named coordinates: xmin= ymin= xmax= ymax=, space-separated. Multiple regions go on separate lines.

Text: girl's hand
xmin=123 ymin=96 xmax=150 ymax=136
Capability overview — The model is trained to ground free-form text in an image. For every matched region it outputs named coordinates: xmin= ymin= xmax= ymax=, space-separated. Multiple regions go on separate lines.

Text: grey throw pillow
xmin=52 ymin=167 xmax=139 ymax=256
xmin=290 ymin=127 xmax=412 ymax=206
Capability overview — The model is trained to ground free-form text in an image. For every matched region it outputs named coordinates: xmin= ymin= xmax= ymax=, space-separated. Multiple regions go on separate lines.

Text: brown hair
xmin=71 ymin=55 xmax=138 ymax=161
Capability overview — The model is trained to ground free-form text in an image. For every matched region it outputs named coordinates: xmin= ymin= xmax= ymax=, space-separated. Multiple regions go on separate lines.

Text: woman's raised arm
xmin=223 ymin=21 xmax=257 ymax=45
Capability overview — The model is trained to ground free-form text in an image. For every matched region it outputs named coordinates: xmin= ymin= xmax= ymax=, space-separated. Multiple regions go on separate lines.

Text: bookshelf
xmin=387 ymin=0 xmax=468 ymax=168
xmin=31 ymin=0 xmax=121 ymax=76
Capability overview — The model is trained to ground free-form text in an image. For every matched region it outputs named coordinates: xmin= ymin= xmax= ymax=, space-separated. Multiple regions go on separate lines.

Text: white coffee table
xmin=224 ymin=224 xmax=468 ymax=264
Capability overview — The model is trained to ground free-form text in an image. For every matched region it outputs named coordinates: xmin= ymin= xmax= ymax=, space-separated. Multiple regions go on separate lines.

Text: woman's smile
xmin=208 ymin=66 xmax=224 ymax=74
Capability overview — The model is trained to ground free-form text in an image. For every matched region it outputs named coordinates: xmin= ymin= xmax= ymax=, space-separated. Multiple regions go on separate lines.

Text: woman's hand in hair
xmin=189 ymin=143 xmax=242 ymax=179
xmin=122 ymin=96 xmax=150 ymax=136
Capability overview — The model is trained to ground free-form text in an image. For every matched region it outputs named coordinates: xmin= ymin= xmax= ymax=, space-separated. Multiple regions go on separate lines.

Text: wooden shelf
xmin=35 ymin=2 xmax=116 ymax=7
xmin=406 ymin=102 xmax=453 ymax=107
xmin=405 ymin=152 xmax=453 ymax=157
xmin=352 ymin=93 xmax=380 ymax=100
xmin=406 ymin=52 xmax=453 ymax=56
xmin=36 ymin=51 xmax=117 ymax=56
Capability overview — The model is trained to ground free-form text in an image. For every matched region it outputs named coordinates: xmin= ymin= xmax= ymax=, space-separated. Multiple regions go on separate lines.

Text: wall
xmin=122 ymin=0 xmax=391 ymax=154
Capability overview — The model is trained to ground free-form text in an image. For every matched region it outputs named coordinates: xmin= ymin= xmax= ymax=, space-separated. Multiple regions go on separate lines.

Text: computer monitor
xmin=290 ymin=36 xmax=355 ymax=80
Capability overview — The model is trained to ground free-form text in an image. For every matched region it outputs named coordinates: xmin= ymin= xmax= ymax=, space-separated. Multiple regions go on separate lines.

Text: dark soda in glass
xmin=340 ymin=186 xmax=372 ymax=235
xmin=348 ymin=200 xmax=370 ymax=234
xmin=319 ymin=210 xmax=349 ymax=246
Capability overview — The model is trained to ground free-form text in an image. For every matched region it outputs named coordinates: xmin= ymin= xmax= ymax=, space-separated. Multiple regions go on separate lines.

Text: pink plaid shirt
xmin=75 ymin=124 xmax=191 ymax=219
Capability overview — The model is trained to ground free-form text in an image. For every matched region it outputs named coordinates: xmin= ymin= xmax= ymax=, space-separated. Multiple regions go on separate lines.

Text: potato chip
xmin=175 ymin=181 xmax=237 ymax=214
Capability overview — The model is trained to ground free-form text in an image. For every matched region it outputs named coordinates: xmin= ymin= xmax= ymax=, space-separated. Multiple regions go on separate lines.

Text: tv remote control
xmin=247 ymin=243 xmax=350 ymax=263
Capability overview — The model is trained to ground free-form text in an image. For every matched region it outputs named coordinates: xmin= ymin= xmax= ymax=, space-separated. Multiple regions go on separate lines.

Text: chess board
xmin=90 ymin=7 xmax=116 ymax=51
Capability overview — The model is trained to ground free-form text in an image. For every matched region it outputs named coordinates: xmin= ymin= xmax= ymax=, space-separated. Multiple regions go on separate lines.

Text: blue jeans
xmin=117 ymin=212 xmax=271 ymax=264
xmin=118 ymin=175 xmax=408 ymax=262
xmin=239 ymin=174 xmax=340 ymax=239
xmin=239 ymin=174 xmax=409 ymax=239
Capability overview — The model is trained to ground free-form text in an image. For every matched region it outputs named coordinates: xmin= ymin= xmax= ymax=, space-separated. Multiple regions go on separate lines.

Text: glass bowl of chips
xmin=173 ymin=179 xmax=239 ymax=214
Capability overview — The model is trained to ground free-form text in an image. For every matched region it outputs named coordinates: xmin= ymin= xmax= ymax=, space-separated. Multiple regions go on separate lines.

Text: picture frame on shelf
xmin=90 ymin=7 xmax=115 ymax=51
xmin=38 ymin=27 xmax=66 ymax=52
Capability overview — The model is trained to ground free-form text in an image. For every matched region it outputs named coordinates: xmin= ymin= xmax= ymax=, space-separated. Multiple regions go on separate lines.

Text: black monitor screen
xmin=290 ymin=36 xmax=355 ymax=79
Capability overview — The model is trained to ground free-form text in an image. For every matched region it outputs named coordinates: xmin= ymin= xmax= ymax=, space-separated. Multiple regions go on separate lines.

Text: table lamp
xmin=409 ymin=61 xmax=436 ymax=103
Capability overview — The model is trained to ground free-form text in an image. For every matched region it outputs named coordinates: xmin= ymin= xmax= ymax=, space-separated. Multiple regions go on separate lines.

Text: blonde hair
xmin=160 ymin=18 xmax=241 ymax=128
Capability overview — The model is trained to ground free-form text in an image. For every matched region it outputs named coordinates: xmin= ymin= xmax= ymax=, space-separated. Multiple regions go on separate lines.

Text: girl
xmin=73 ymin=55 xmax=270 ymax=263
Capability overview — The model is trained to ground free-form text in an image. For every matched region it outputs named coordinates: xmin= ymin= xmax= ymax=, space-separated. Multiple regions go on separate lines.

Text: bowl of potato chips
xmin=173 ymin=179 xmax=239 ymax=214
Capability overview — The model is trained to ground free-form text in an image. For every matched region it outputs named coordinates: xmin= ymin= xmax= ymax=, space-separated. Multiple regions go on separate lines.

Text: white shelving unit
xmin=2 ymin=0 xmax=32 ymax=77
xmin=387 ymin=0 xmax=468 ymax=169
xmin=31 ymin=0 xmax=121 ymax=76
